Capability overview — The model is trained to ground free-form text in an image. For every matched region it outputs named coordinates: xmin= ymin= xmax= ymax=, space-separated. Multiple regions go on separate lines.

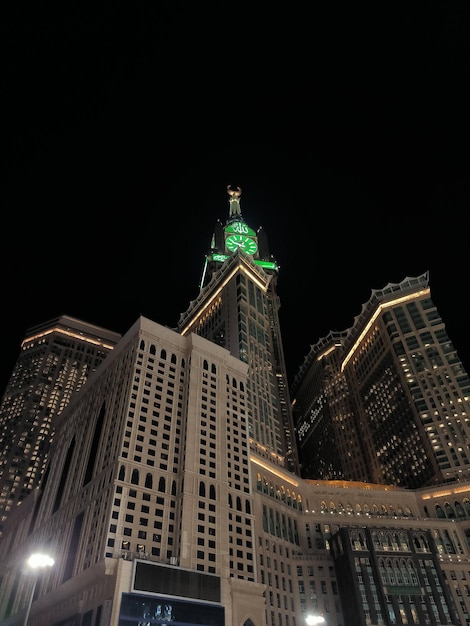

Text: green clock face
xmin=226 ymin=234 xmax=258 ymax=255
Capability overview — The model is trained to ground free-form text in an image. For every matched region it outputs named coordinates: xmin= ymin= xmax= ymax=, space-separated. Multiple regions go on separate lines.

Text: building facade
xmin=1 ymin=191 xmax=470 ymax=626
xmin=293 ymin=273 xmax=470 ymax=489
xmin=0 ymin=315 xmax=121 ymax=539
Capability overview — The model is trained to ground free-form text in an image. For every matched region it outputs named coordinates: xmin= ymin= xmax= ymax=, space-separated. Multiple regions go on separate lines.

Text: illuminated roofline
xmin=421 ymin=483 xmax=470 ymax=500
xmin=251 ymin=455 xmax=300 ymax=487
xmin=341 ymin=288 xmax=430 ymax=371
xmin=305 ymin=479 xmax=400 ymax=491
xmin=180 ymin=256 xmax=269 ymax=336
xmin=22 ymin=327 xmax=117 ymax=351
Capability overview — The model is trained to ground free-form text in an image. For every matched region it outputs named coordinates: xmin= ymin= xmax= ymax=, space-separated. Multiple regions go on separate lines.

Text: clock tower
xmin=179 ymin=186 xmax=299 ymax=475
xmin=224 ymin=186 xmax=258 ymax=255
xmin=199 ymin=185 xmax=278 ymax=289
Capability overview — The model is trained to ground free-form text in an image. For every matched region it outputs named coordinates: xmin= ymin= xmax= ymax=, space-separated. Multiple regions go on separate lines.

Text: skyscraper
xmin=0 ymin=315 xmax=121 ymax=539
xmin=178 ymin=186 xmax=299 ymax=475
xmin=0 ymin=190 xmax=469 ymax=626
xmin=292 ymin=273 xmax=470 ymax=489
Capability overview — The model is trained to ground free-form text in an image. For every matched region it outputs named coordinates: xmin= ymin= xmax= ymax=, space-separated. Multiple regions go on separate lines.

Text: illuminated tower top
xmin=227 ymin=185 xmax=242 ymax=219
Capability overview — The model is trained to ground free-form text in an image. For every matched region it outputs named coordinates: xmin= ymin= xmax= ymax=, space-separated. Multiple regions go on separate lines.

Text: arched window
xmin=236 ymin=496 xmax=242 ymax=511
xmin=442 ymin=529 xmax=456 ymax=554
xmin=399 ymin=532 xmax=410 ymax=551
xmin=269 ymin=509 xmax=275 ymax=535
xmin=145 ymin=473 xmax=153 ymax=489
xmin=131 ymin=469 xmax=139 ymax=485
xmin=209 ymin=485 xmax=216 ymax=500
xmin=139 ymin=339 xmax=145 ymax=350
xmin=393 ymin=560 xmax=403 ymax=584
xmin=378 ymin=558 xmax=387 ymax=583
xmin=158 ymin=476 xmax=166 ymax=493
xmin=400 ymin=558 xmax=410 ymax=584
xmin=413 ymin=533 xmax=429 ymax=552
xmin=455 ymin=500 xmax=466 ymax=518
xmin=444 ymin=502 xmax=456 ymax=519
xmin=262 ymin=505 xmax=268 ymax=532
xmin=150 ymin=344 xmax=156 ymax=355
xmin=464 ymin=498 xmax=470 ymax=516
xmin=431 ymin=529 xmax=445 ymax=554
xmin=350 ymin=531 xmax=361 ymax=550
xmin=171 ymin=353 xmax=177 ymax=364
xmin=199 ymin=481 xmax=206 ymax=497
xmin=160 ymin=349 xmax=167 ymax=360
xmin=407 ymin=558 xmax=419 ymax=585
xmin=118 ymin=465 xmax=125 ymax=481
xmin=386 ymin=559 xmax=396 ymax=584
xmin=171 ymin=480 xmax=177 ymax=496
xmin=245 ymin=500 xmax=251 ymax=514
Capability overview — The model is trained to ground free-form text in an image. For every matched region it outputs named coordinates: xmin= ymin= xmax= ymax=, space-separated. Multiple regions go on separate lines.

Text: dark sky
xmin=2 ymin=4 xmax=469 ymax=393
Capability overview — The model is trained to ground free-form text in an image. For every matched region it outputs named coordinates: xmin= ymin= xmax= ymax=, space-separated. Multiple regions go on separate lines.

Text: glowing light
xmin=23 ymin=554 xmax=54 ymax=626
xmin=27 ymin=553 xmax=54 ymax=569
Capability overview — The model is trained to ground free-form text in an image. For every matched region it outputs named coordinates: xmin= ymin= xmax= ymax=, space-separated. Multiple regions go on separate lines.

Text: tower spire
xmin=227 ymin=185 xmax=242 ymax=219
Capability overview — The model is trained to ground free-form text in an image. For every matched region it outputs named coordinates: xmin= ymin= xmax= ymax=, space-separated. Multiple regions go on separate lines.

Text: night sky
xmin=2 ymin=4 xmax=469 ymax=394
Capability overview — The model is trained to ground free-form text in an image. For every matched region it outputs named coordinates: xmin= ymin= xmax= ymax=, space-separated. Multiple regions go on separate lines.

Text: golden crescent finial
xmin=227 ymin=185 xmax=242 ymax=199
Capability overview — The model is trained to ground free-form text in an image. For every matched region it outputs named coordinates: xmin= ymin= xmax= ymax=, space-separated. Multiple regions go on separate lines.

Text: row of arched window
xmin=262 ymin=504 xmax=299 ymax=545
xmin=318 ymin=500 xmax=413 ymax=517
xmin=139 ymin=340 xmax=180 ymax=366
xmin=117 ymin=467 xmax=253 ymax=514
xmin=350 ymin=530 xmax=430 ymax=553
xmin=256 ymin=474 xmax=303 ymax=511
xmin=378 ymin=557 xmax=420 ymax=586
xmin=434 ymin=499 xmax=470 ymax=519
xmin=118 ymin=465 xmax=176 ymax=495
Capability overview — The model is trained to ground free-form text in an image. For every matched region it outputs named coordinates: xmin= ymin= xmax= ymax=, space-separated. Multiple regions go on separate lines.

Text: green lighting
xmin=209 ymin=254 xmax=277 ymax=271
xmin=255 ymin=260 xmax=278 ymax=270
xmin=225 ymin=221 xmax=256 ymax=237
xmin=211 ymin=254 xmax=228 ymax=262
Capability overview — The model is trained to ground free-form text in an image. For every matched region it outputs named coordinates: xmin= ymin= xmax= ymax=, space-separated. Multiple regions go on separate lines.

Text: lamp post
xmin=305 ymin=615 xmax=326 ymax=626
xmin=23 ymin=553 xmax=54 ymax=626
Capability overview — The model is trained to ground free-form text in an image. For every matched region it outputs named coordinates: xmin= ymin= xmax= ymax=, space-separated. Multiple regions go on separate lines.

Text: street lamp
xmin=23 ymin=553 xmax=54 ymax=626
xmin=305 ymin=615 xmax=326 ymax=626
